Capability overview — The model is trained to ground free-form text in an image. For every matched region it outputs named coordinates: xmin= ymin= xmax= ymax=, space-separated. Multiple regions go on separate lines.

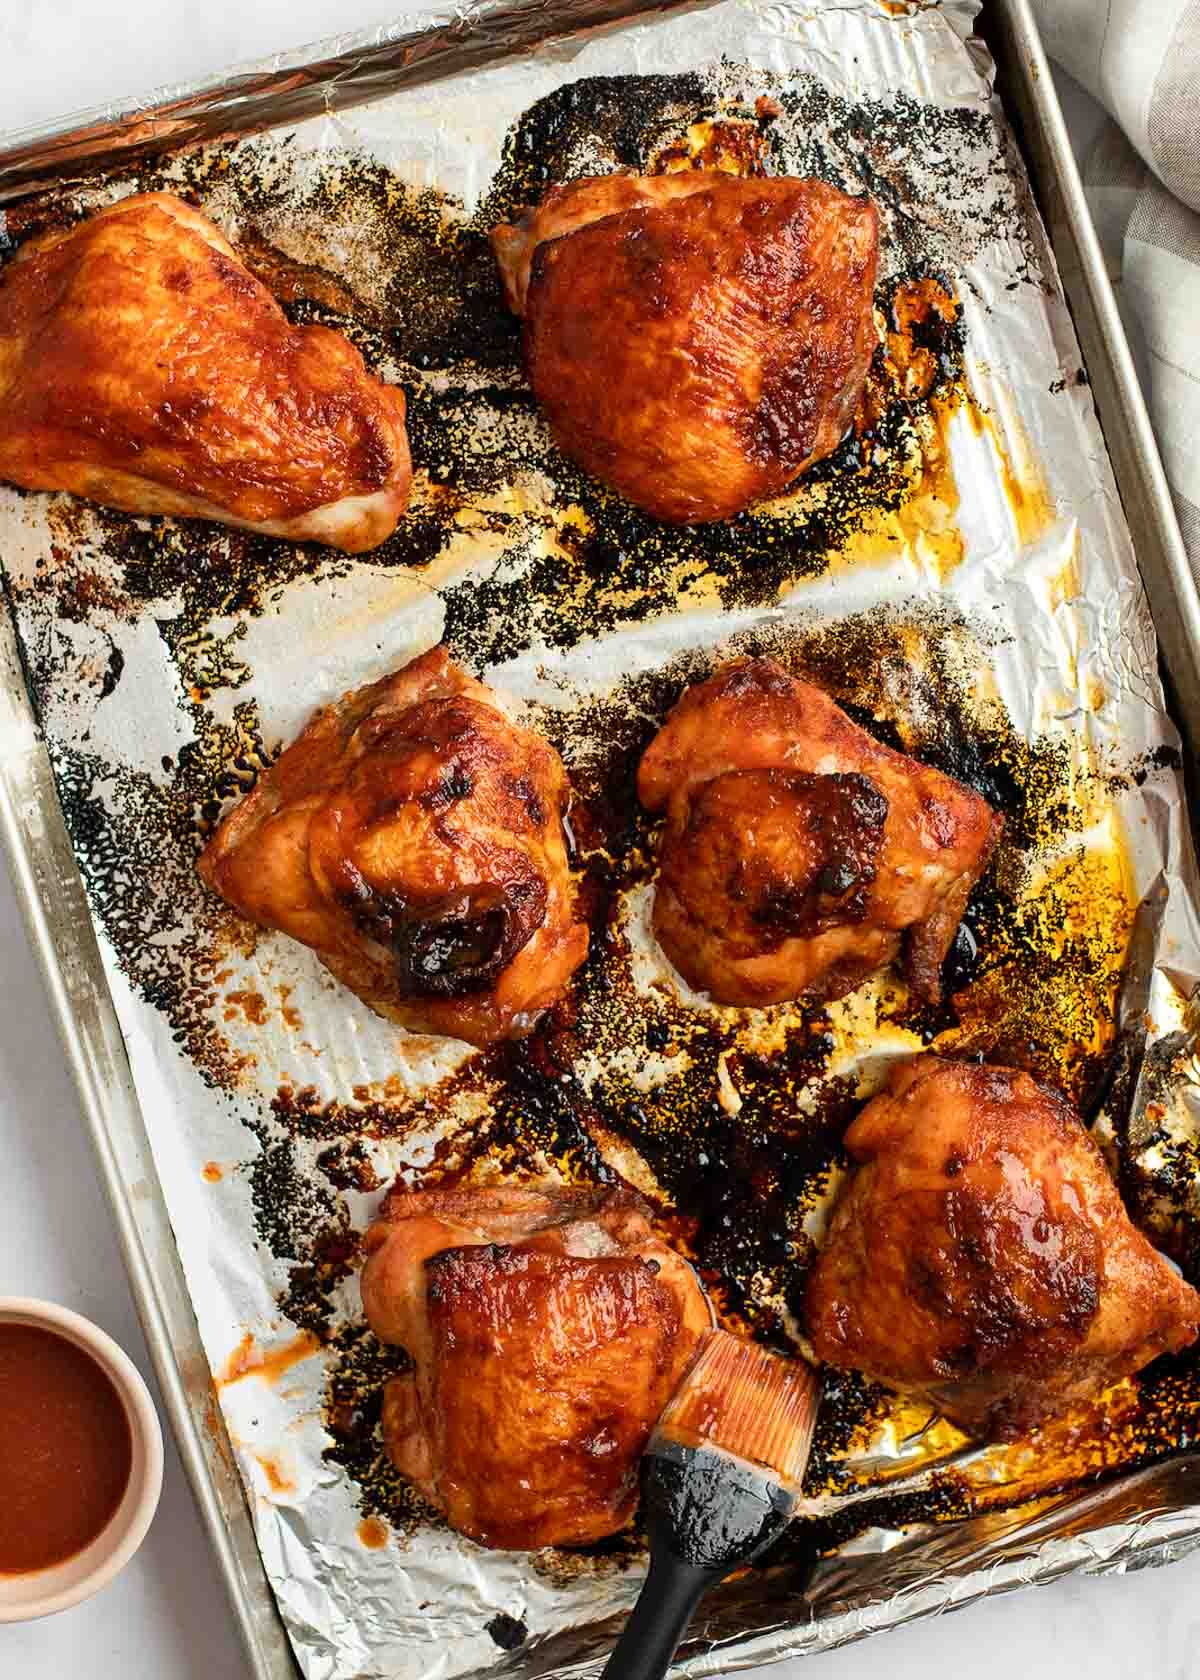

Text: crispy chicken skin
xmin=360 ymin=1182 xmax=712 ymax=1549
xmin=637 ymin=659 xmax=1001 ymax=1007
xmin=805 ymin=1057 xmax=1200 ymax=1439
xmin=197 ymin=646 xmax=588 ymax=1045
xmin=492 ymin=173 xmax=724 ymax=317
xmin=491 ymin=173 xmax=879 ymax=523
xmin=0 ymin=192 xmax=411 ymax=552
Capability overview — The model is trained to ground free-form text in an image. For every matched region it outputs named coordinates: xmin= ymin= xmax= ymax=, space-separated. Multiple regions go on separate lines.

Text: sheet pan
xmin=3 ymin=2 xmax=1200 ymax=1676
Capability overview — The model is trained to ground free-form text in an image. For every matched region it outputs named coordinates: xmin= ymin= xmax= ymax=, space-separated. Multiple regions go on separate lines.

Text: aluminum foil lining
xmin=4 ymin=1 xmax=1200 ymax=1677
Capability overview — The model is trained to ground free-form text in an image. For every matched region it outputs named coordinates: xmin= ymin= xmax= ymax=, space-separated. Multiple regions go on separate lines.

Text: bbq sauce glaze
xmin=0 ymin=1323 xmax=133 ymax=1574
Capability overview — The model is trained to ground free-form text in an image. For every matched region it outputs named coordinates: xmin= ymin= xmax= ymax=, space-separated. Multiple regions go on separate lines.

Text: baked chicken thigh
xmin=198 ymin=646 xmax=588 ymax=1045
xmin=0 ymin=192 xmax=411 ymax=552
xmin=805 ymin=1057 xmax=1200 ymax=1438
xmin=492 ymin=173 xmax=878 ymax=523
xmin=637 ymin=658 xmax=1001 ymax=1007
xmin=360 ymin=1182 xmax=712 ymax=1549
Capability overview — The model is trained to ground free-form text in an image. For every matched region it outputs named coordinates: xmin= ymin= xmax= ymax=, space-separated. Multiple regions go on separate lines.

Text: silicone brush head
xmin=652 ymin=1330 xmax=822 ymax=1490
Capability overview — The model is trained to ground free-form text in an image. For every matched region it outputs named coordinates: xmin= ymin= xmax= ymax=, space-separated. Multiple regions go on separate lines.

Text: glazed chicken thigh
xmin=360 ymin=1182 xmax=712 ymax=1549
xmin=637 ymin=659 xmax=1001 ymax=1007
xmin=492 ymin=173 xmax=878 ymax=523
xmin=805 ymin=1057 xmax=1200 ymax=1438
xmin=0 ymin=193 xmax=411 ymax=552
xmin=198 ymin=646 xmax=588 ymax=1045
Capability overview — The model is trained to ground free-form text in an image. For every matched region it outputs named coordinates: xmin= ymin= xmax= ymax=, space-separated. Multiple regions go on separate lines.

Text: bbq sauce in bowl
xmin=0 ymin=1323 xmax=133 ymax=1574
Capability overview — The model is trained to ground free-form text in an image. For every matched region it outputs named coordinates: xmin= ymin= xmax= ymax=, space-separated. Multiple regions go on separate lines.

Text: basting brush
xmin=601 ymin=1330 xmax=822 ymax=1680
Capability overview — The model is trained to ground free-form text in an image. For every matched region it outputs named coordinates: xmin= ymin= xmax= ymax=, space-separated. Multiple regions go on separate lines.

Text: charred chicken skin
xmin=492 ymin=172 xmax=879 ymax=523
xmin=0 ymin=192 xmax=411 ymax=552
xmin=360 ymin=1182 xmax=712 ymax=1549
xmin=637 ymin=659 xmax=1001 ymax=1007
xmin=198 ymin=646 xmax=588 ymax=1045
xmin=805 ymin=1056 xmax=1200 ymax=1439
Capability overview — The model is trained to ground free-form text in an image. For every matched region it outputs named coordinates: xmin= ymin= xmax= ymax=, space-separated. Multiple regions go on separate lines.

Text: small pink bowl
xmin=0 ymin=1298 xmax=164 ymax=1622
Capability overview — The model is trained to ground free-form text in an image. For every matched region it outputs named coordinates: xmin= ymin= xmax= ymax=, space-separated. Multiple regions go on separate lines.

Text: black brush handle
xmin=599 ymin=1549 xmax=715 ymax=1680
xmin=601 ymin=1441 xmax=807 ymax=1680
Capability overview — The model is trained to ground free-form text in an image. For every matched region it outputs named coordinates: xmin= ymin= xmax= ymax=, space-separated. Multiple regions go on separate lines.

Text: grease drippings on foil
xmin=260 ymin=607 xmax=1152 ymax=1555
xmin=219 ymin=1329 xmax=322 ymax=1389
xmin=322 ymin=1327 xmax=443 ymax=1539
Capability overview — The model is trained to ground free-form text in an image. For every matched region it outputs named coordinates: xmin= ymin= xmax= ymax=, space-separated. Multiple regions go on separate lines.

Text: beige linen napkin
xmin=1031 ymin=0 xmax=1200 ymax=585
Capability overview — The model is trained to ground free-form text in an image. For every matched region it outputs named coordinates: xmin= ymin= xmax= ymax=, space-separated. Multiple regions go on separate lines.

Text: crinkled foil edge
xmin=0 ymin=0 xmax=716 ymax=204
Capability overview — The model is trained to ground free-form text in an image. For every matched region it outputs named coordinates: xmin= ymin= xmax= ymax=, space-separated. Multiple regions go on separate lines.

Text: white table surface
xmin=0 ymin=5 xmax=1197 ymax=1678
